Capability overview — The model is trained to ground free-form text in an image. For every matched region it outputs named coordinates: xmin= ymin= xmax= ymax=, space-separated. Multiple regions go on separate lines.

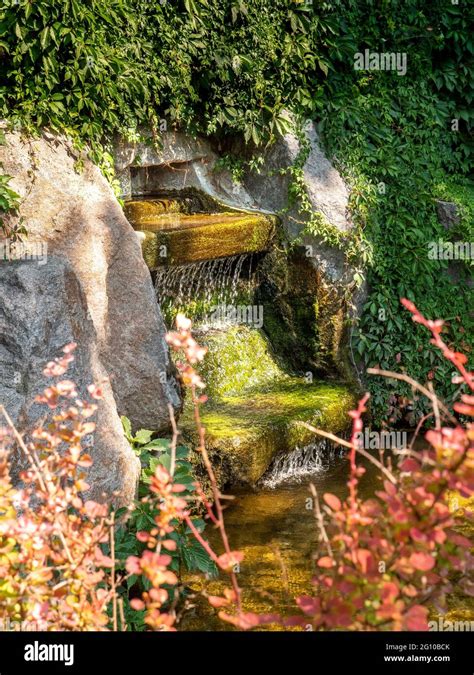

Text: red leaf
xmin=404 ymin=605 xmax=429 ymax=631
xmin=400 ymin=458 xmax=420 ymax=472
xmin=317 ymin=556 xmax=334 ymax=568
xmin=454 ymin=403 xmax=474 ymax=416
xmin=449 ymin=532 xmax=472 ymax=548
xmin=217 ymin=551 xmax=244 ymax=571
xmin=208 ymin=595 xmax=231 ymax=608
xmin=384 ymin=480 xmax=397 ymax=496
xmin=218 ymin=612 xmax=278 ymax=630
xmin=381 ymin=581 xmax=399 ymax=602
xmin=297 ymin=595 xmax=320 ymax=615
xmin=356 ymin=548 xmax=374 ymax=574
xmin=410 ymin=552 xmax=435 ymax=571
xmin=323 ymin=493 xmax=342 ymax=511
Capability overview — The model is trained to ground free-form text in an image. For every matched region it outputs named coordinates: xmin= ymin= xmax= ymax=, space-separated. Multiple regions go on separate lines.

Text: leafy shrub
xmin=0 ymin=341 xmax=217 ymax=632
xmin=0 ymin=308 xmax=473 ymax=632
xmin=282 ymin=299 xmax=474 ymax=631
xmin=0 ymin=345 xmax=114 ymax=630
xmin=0 ymin=0 xmax=334 ymax=153
xmin=114 ymin=418 xmax=217 ymax=631
xmin=0 ymin=129 xmax=22 ymax=238
xmin=316 ymin=6 xmax=474 ymax=420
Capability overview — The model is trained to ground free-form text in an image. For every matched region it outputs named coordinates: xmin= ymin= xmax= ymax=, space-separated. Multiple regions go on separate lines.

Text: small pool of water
xmin=180 ymin=448 xmax=387 ymax=630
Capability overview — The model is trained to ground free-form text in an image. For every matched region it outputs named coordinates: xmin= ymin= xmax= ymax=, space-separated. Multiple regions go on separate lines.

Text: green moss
xmin=180 ymin=326 xmax=356 ymax=486
xmin=197 ymin=326 xmax=283 ymax=398
xmin=129 ymin=209 xmax=275 ymax=268
xmin=124 ymin=198 xmax=183 ymax=224
xmin=159 ymin=213 xmax=274 ymax=266
xmin=182 ymin=379 xmax=356 ymax=485
xmin=257 ymin=248 xmax=349 ymax=377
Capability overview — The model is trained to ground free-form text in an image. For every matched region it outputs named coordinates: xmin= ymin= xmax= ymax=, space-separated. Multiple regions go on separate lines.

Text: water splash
xmin=155 ymin=253 xmax=257 ymax=327
xmin=260 ymin=440 xmax=346 ymax=489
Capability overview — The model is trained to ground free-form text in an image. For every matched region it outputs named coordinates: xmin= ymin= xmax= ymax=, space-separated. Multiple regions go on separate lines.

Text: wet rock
xmin=115 ymin=122 xmax=364 ymax=381
xmin=235 ymin=118 xmax=364 ymax=380
xmin=180 ymin=326 xmax=356 ymax=487
xmin=257 ymin=248 xmax=348 ymax=377
xmin=125 ymin=202 xmax=276 ymax=267
xmin=114 ymin=130 xmax=268 ymax=213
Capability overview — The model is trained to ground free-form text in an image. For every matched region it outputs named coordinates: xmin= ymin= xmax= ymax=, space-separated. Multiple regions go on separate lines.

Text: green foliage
xmin=115 ymin=417 xmax=217 ymax=631
xmin=281 ymin=121 xmax=372 ymax=275
xmin=321 ymin=0 xmax=473 ymax=169
xmin=1 ymin=0 xmax=472 ymax=421
xmin=0 ymin=130 xmax=21 ymax=237
xmin=0 ymin=173 xmax=18 ymax=213
xmin=317 ymin=1 xmax=473 ymax=421
xmin=0 ymin=0 xmax=335 ymax=155
xmin=0 ymin=0 xmax=141 ymax=159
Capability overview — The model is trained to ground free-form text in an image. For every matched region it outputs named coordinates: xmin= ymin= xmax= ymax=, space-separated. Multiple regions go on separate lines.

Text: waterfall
xmin=155 ymin=253 xmax=257 ymax=327
xmin=260 ymin=440 xmax=346 ymax=489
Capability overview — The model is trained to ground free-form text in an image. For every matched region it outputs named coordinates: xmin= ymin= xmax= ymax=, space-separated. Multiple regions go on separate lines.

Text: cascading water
xmin=154 ymin=252 xmax=258 ymax=328
xmin=127 ymin=195 xmax=362 ymax=629
xmin=260 ymin=439 xmax=347 ymax=489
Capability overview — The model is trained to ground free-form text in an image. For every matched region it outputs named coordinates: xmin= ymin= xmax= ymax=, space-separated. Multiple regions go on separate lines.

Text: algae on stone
xmin=257 ymin=247 xmax=351 ymax=380
xmin=180 ymin=326 xmax=357 ymax=486
xmin=197 ymin=325 xmax=283 ymax=398
xmin=125 ymin=194 xmax=276 ymax=268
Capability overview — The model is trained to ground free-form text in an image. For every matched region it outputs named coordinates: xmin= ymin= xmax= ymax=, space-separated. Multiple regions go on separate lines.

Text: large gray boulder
xmin=0 ymin=127 xmax=180 ymax=433
xmin=238 ymin=119 xmax=353 ymax=286
xmin=0 ymin=258 xmax=140 ymax=506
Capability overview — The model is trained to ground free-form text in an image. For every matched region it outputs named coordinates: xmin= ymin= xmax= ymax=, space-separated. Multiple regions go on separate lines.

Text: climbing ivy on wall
xmin=0 ymin=130 xmax=21 ymax=238
xmin=0 ymin=0 xmax=334 ymax=155
xmin=317 ymin=0 xmax=474 ymax=422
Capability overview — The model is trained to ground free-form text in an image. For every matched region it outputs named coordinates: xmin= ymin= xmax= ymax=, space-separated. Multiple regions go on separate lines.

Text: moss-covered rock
xmin=124 ymin=191 xmax=276 ymax=268
xmin=257 ymin=248 xmax=351 ymax=379
xmin=129 ymin=210 xmax=275 ymax=267
xmin=197 ymin=325 xmax=283 ymax=398
xmin=192 ymin=380 xmax=356 ymax=486
xmin=180 ymin=326 xmax=357 ymax=486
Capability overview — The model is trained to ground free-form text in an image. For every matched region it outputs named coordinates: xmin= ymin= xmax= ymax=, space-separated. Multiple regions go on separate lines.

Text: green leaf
xmin=121 ymin=416 xmax=132 ymax=438
xmin=134 ymin=429 xmax=153 ymax=445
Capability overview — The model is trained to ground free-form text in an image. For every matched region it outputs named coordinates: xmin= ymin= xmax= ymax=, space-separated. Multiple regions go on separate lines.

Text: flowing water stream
xmin=147 ymin=202 xmax=381 ymax=629
xmin=136 ymin=197 xmax=473 ymax=631
xmin=180 ymin=445 xmax=389 ymax=630
xmin=155 ymin=253 xmax=257 ymax=327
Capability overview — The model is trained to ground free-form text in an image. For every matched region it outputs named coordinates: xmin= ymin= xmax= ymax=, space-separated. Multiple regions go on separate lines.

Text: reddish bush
xmin=0 ymin=345 xmax=114 ymax=631
xmin=0 ymin=302 xmax=472 ymax=632
xmin=287 ymin=299 xmax=474 ymax=631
